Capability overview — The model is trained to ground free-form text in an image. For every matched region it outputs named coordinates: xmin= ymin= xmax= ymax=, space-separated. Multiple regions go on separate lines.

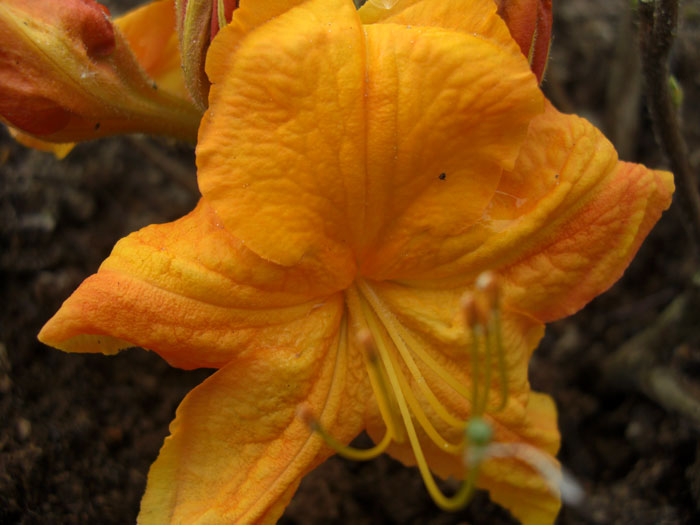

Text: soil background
xmin=2 ymin=1 xmax=700 ymax=524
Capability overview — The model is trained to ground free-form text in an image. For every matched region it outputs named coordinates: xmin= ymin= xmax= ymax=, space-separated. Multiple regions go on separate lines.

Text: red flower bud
xmin=176 ymin=0 xmax=238 ymax=109
xmin=0 ymin=0 xmax=201 ymax=143
xmin=495 ymin=0 xmax=552 ymax=83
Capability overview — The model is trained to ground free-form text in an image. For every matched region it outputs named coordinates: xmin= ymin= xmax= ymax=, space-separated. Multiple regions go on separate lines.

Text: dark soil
xmin=2 ymin=1 xmax=700 ymax=524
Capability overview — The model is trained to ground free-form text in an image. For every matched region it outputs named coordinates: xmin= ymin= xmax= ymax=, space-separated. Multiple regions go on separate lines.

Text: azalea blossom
xmin=17 ymin=0 xmax=675 ymax=523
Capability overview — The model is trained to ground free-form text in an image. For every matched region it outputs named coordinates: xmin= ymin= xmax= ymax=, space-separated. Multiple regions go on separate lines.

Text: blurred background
xmin=1 ymin=0 xmax=699 ymax=523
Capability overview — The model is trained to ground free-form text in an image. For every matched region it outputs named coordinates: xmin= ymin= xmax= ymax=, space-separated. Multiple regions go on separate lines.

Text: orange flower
xmin=38 ymin=0 xmax=673 ymax=523
xmin=0 ymin=0 xmax=200 ymax=154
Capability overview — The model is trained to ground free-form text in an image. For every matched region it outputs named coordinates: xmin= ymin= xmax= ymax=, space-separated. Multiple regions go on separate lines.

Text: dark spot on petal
xmin=94 ymin=122 xmax=101 ymax=130
xmin=439 ymin=172 xmax=446 ymax=180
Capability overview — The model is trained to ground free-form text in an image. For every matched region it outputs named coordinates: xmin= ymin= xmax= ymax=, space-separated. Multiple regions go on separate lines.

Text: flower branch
xmin=639 ymin=0 xmax=700 ymax=250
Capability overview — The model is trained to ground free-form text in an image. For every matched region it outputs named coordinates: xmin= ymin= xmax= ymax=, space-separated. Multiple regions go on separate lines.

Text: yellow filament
xmin=360 ymin=294 xmax=478 ymax=510
xmin=477 ymin=324 xmax=493 ymax=416
xmin=492 ymin=307 xmax=509 ymax=411
xmin=381 ymin=332 xmax=464 ymax=454
xmin=357 ymin=280 xmax=471 ymax=425
xmin=315 ymin=424 xmax=393 ymax=461
xmin=346 ymin=288 xmax=404 ymax=442
xmin=362 ymin=336 xmax=405 ymax=443
xmin=470 ymin=325 xmax=486 ymax=417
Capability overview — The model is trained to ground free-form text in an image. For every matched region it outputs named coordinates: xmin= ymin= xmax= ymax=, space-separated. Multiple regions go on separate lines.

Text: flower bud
xmin=176 ymin=0 xmax=237 ymax=109
xmin=495 ymin=0 xmax=552 ymax=83
xmin=0 ymin=0 xmax=201 ymax=143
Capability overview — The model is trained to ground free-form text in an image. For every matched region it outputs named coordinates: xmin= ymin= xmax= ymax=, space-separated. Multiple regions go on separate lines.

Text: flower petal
xmin=198 ymin=0 xmax=542 ymax=280
xmin=357 ymin=22 xmax=542 ymax=278
xmin=357 ymin=280 xmax=560 ymax=524
xmin=116 ymin=0 xmax=190 ymax=101
xmin=198 ymin=0 xmax=365 ymax=280
xmin=412 ymin=102 xmax=674 ymax=321
xmin=358 ymin=0 xmax=518 ymax=54
xmin=39 ymin=199 xmax=347 ymax=369
xmin=138 ymin=305 xmax=366 ymax=524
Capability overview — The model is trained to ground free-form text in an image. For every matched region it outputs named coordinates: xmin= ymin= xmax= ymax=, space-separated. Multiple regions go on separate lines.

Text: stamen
xmin=379 ymin=331 xmax=464 ymax=454
xmin=491 ymin=306 xmax=509 ymax=411
xmin=466 ymin=272 xmax=510 ymax=413
xmin=358 ymin=280 xmax=472 ymax=420
xmin=476 ymin=271 xmax=509 ymax=412
xmin=357 ymin=328 xmax=404 ymax=443
xmin=475 ymin=271 xmax=498 ymax=310
xmin=462 ymin=293 xmax=486 ymax=417
xmin=361 ymin=304 xmax=478 ymax=510
xmin=297 ymin=405 xmax=392 ymax=461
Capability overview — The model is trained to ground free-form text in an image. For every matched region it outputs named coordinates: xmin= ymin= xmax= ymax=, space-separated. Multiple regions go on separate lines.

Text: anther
xmin=460 ymin=292 xmax=488 ymax=328
xmin=357 ymin=328 xmax=379 ymax=363
xmin=475 ymin=271 xmax=500 ymax=311
xmin=296 ymin=404 xmax=319 ymax=431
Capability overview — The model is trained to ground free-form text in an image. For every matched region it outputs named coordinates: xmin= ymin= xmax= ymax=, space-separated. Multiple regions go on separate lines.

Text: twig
xmin=603 ymin=276 xmax=700 ymax=429
xmin=127 ymin=136 xmax=198 ymax=196
xmin=639 ymin=0 xmax=700 ymax=250
xmin=605 ymin=2 xmax=642 ymax=160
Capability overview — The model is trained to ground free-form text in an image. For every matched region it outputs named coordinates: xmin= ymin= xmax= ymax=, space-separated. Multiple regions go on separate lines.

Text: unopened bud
xmin=0 ymin=0 xmax=200 ymax=143
xmin=495 ymin=0 xmax=552 ymax=83
xmin=176 ymin=0 xmax=237 ymax=109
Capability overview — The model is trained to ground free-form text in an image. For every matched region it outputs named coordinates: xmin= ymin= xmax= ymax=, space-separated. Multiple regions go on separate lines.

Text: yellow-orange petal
xmin=198 ymin=0 xmax=542 ymax=280
xmin=39 ymin=199 xmax=348 ymax=369
xmin=357 ymin=22 xmax=543 ymax=278
xmin=206 ymin=0 xmax=307 ymax=87
xmin=138 ymin=314 xmax=365 ymax=524
xmin=7 ymin=126 xmax=74 ymax=159
xmin=477 ymin=392 xmax=561 ymax=525
xmin=116 ymin=0 xmax=190 ymax=102
xmin=199 ymin=0 xmax=365 ymax=279
xmin=358 ymin=0 xmax=519 ymax=56
xmin=415 ymin=102 xmax=674 ymax=321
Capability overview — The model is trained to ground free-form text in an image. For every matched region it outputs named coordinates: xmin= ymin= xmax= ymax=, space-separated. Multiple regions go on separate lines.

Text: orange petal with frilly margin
xmin=39 ymin=199 xmax=348 ymax=370
xmin=358 ymin=0 xmax=519 ymax=54
xmin=198 ymin=0 xmax=542 ymax=280
xmin=358 ymin=280 xmax=560 ymax=524
xmin=198 ymin=0 xmax=365 ymax=278
xmin=356 ymin=21 xmax=543 ymax=277
xmin=138 ymin=311 xmax=366 ymax=524
xmin=206 ymin=0 xmax=307 ymax=84
xmin=410 ymin=102 xmax=674 ymax=321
